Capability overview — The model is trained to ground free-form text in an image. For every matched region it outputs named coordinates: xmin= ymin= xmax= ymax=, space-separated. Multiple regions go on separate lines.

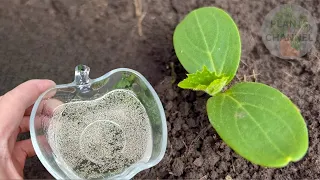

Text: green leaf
xmin=207 ymin=82 xmax=308 ymax=167
xmin=178 ymin=66 xmax=229 ymax=96
xmin=173 ymin=7 xmax=241 ymax=83
xmin=113 ymin=73 xmax=136 ymax=89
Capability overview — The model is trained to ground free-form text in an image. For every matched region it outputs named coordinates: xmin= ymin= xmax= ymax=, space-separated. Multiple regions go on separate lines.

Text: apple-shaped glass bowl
xmin=30 ymin=65 xmax=167 ymax=179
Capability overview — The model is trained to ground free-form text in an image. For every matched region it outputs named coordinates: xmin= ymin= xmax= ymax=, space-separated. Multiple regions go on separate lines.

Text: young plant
xmin=173 ymin=7 xmax=308 ymax=167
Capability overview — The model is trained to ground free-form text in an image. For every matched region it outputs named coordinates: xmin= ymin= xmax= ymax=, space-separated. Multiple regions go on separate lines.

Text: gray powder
xmin=46 ymin=89 xmax=152 ymax=179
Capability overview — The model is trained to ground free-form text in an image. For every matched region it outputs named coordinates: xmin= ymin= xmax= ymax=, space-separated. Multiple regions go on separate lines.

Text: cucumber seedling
xmin=173 ymin=7 xmax=308 ymax=167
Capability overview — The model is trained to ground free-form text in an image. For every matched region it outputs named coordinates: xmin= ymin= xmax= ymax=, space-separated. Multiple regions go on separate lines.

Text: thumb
xmin=0 ymin=80 xmax=55 ymax=137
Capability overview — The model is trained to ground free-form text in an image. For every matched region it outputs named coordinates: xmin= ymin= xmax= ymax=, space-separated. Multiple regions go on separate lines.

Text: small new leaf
xmin=178 ymin=66 xmax=229 ymax=96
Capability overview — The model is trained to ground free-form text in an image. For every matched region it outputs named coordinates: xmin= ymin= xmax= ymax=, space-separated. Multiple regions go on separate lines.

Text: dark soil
xmin=0 ymin=0 xmax=319 ymax=179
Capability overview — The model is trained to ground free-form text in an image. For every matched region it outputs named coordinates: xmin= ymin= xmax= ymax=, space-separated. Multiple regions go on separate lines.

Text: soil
xmin=0 ymin=0 xmax=319 ymax=179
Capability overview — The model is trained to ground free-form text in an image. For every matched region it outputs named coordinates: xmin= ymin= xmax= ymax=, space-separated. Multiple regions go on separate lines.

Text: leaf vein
xmin=229 ymin=91 xmax=277 ymax=103
xmin=194 ymin=11 xmax=217 ymax=72
xmin=226 ymin=94 xmax=287 ymax=157
xmin=241 ymin=103 xmax=298 ymax=144
xmin=234 ymin=106 xmax=251 ymax=154
xmin=209 ymin=12 xmax=219 ymax=54
xmin=183 ymin=28 xmax=211 ymax=54
xmin=181 ymin=50 xmax=203 ymax=68
xmin=219 ymin=32 xmax=231 ymax=75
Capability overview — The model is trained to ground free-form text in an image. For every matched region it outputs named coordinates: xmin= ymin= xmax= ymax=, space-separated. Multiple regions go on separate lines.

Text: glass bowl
xmin=30 ymin=65 xmax=167 ymax=179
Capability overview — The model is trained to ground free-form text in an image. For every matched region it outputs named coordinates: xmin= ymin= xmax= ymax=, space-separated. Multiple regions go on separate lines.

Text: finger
xmin=19 ymin=116 xmax=30 ymax=133
xmin=24 ymin=105 xmax=34 ymax=116
xmin=9 ymin=114 xmax=49 ymax=153
xmin=20 ymin=114 xmax=53 ymax=133
xmin=2 ymin=79 xmax=55 ymax=110
xmin=29 ymin=99 xmax=63 ymax=133
xmin=8 ymin=128 xmax=20 ymax=153
xmin=0 ymin=80 xmax=55 ymax=136
xmin=36 ymin=98 xmax=63 ymax=116
xmin=13 ymin=139 xmax=36 ymax=168
xmin=15 ymin=139 xmax=36 ymax=158
xmin=24 ymin=88 xmax=57 ymax=116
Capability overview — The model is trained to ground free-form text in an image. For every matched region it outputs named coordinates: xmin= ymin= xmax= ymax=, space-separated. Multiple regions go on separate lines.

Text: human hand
xmin=0 ymin=80 xmax=55 ymax=179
